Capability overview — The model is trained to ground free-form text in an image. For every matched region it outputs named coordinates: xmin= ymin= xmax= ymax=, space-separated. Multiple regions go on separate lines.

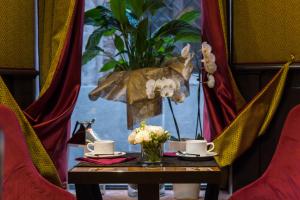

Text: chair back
xmin=0 ymin=105 xmax=75 ymax=200
xmin=0 ymin=131 xmax=3 ymax=200
xmin=231 ymin=104 xmax=300 ymax=200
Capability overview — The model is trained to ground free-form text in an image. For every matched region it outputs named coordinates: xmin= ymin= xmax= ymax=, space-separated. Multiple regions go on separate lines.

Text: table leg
xmin=138 ymin=184 xmax=160 ymax=200
xmin=75 ymin=184 xmax=103 ymax=200
xmin=204 ymin=184 xmax=219 ymax=200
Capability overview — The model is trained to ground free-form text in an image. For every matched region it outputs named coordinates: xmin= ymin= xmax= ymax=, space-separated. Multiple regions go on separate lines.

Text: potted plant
xmin=83 ymin=0 xmax=201 ymax=129
xmin=83 ymin=1 xmax=217 ymax=199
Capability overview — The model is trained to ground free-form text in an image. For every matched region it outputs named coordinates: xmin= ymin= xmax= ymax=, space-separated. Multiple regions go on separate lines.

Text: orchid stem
xmin=195 ymin=55 xmax=203 ymax=139
xmin=167 ymin=97 xmax=181 ymax=141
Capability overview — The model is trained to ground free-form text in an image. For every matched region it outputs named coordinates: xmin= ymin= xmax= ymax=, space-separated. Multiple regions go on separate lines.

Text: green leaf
xmin=85 ymin=28 xmax=104 ymax=50
xmin=100 ymin=60 xmax=118 ymax=72
xmin=110 ymin=0 xmax=127 ymax=25
xmin=103 ymin=29 xmax=116 ymax=36
xmin=84 ymin=6 xmax=112 ymax=26
xmin=163 ymin=37 xmax=174 ymax=44
xmin=114 ymin=35 xmax=125 ymax=51
xmin=136 ymin=18 xmax=148 ymax=54
xmin=153 ymin=39 xmax=164 ymax=50
xmin=127 ymin=0 xmax=143 ymax=18
xmin=84 ymin=6 xmax=121 ymax=32
xmin=115 ymin=50 xmax=128 ymax=57
xmin=153 ymin=20 xmax=201 ymax=39
xmin=82 ymin=47 xmax=102 ymax=65
xmin=164 ymin=45 xmax=176 ymax=53
xmin=175 ymin=33 xmax=201 ymax=43
xmin=177 ymin=10 xmax=201 ymax=23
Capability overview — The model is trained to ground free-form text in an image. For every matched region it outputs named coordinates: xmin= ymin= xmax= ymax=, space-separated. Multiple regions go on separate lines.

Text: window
xmin=68 ymin=0 xmax=202 ymax=169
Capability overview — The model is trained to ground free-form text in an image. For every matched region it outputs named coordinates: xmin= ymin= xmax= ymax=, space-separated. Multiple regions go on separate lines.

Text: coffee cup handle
xmin=86 ymin=142 xmax=94 ymax=152
xmin=207 ymin=142 xmax=215 ymax=152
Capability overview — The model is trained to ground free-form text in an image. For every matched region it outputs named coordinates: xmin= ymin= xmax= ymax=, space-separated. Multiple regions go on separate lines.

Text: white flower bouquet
xmin=128 ymin=122 xmax=170 ymax=163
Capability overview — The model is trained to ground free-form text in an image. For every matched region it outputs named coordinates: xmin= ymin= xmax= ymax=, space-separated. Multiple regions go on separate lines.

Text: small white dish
xmin=176 ymin=151 xmax=217 ymax=158
xmin=176 ymin=151 xmax=217 ymax=161
xmin=84 ymin=151 xmax=126 ymax=158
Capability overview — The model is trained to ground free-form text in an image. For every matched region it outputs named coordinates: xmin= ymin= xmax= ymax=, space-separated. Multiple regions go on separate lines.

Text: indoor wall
xmin=0 ymin=0 xmax=36 ymax=108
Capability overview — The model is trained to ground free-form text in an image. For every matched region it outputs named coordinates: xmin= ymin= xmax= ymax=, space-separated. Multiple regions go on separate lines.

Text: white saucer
xmin=176 ymin=151 xmax=217 ymax=161
xmin=176 ymin=151 xmax=217 ymax=158
xmin=84 ymin=151 xmax=126 ymax=158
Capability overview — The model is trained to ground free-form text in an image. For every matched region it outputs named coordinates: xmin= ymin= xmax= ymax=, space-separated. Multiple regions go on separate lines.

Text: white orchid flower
xmin=207 ymin=74 xmax=215 ymax=88
xmin=202 ymin=53 xmax=216 ymax=64
xmin=184 ymin=52 xmax=195 ymax=67
xmin=164 ymin=78 xmax=177 ymax=90
xmin=182 ymin=53 xmax=194 ymax=80
xmin=174 ymin=78 xmax=181 ymax=89
xmin=160 ymin=87 xmax=175 ymax=97
xmin=181 ymin=43 xmax=191 ymax=58
xmin=146 ymin=79 xmax=156 ymax=89
xmin=146 ymin=88 xmax=155 ymax=99
xmin=201 ymin=42 xmax=212 ymax=56
xmin=155 ymin=79 xmax=163 ymax=90
xmin=204 ymin=62 xmax=217 ymax=74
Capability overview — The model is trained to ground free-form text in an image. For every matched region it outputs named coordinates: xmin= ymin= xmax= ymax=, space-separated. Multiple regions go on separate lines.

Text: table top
xmin=68 ymin=153 xmax=221 ymax=184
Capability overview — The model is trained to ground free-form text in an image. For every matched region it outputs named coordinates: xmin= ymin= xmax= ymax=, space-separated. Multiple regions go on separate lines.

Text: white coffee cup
xmin=185 ymin=140 xmax=214 ymax=155
xmin=87 ymin=140 xmax=115 ymax=154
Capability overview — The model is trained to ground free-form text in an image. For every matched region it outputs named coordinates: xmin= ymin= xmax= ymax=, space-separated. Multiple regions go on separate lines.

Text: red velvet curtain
xmin=202 ymin=0 xmax=240 ymax=141
xmin=24 ymin=0 xmax=84 ymax=184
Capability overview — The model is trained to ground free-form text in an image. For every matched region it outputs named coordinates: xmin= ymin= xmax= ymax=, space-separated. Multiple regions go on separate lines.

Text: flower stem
xmin=167 ymin=97 xmax=181 ymax=141
xmin=195 ymin=55 xmax=203 ymax=139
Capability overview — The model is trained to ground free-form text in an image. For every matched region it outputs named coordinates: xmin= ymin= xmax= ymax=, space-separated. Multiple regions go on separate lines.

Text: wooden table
xmin=68 ymin=153 xmax=221 ymax=200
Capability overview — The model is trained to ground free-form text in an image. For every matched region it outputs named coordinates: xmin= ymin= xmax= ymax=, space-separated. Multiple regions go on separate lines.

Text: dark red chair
xmin=0 ymin=105 xmax=75 ymax=200
xmin=230 ymin=104 xmax=300 ymax=200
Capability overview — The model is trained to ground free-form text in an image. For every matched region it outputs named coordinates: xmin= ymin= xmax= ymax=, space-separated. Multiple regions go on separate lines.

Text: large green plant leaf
xmin=100 ymin=60 xmax=118 ymax=72
xmin=82 ymin=47 xmax=103 ymax=65
xmin=85 ymin=6 xmax=120 ymax=30
xmin=114 ymin=35 xmax=125 ymax=51
xmin=110 ymin=0 xmax=127 ymax=25
xmin=153 ymin=20 xmax=201 ymax=39
xmin=136 ymin=18 xmax=148 ymax=54
xmin=85 ymin=6 xmax=112 ymax=26
xmin=103 ymin=28 xmax=116 ymax=36
xmin=85 ymin=28 xmax=104 ymax=49
xmin=177 ymin=10 xmax=201 ymax=23
xmin=127 ymin=0 xmax=144 ymax=18
xmin=175 ymin=33 xmax=201 ymax=43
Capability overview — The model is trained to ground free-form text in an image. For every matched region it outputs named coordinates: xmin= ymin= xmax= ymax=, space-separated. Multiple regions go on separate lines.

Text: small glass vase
xmin=141 ymin=143 xmax=163 ymax=163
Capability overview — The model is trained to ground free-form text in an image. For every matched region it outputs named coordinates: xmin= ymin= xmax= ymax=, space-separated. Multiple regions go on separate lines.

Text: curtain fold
xmin=202 ymin=0 xmax=245 ymax=141
xmin=214 ymin=61 xmax=290 ymax=167
xmin=38 ymin=0 xmax=76 ymax=90
xmin=24 ymin=0 xmax=84 ymax=184
xmin=202 ymin=0 xmax=291 ymax=167
xmin=0 ymin=78 xmax=61 ymax=186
